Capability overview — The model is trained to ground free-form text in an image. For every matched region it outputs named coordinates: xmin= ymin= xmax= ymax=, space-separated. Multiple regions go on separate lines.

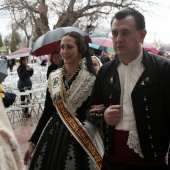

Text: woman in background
xmin=91 ymin=55 xmax=103 ymax=74
xmin=17 ymin=56 xmax=34 ymax=118
xmin=46 ymin=50 xmax=62 ymax=79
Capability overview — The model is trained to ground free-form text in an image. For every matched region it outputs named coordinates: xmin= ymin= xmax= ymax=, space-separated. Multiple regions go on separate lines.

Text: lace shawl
xmin=64 ymin=64 xmax=95 ymax=115
xmin=48 ymin=63 xmax=95 ymax=116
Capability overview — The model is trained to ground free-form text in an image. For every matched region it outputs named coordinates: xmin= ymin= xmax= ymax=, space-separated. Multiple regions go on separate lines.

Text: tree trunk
xmin=55 ymin=13 xmax=78 ymax=28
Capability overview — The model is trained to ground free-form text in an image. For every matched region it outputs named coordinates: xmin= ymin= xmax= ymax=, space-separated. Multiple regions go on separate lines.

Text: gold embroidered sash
xmin=49 ymin=69 xmax=102 ymax=170
xmin=55 ymin=100 xmax=102 ymax=170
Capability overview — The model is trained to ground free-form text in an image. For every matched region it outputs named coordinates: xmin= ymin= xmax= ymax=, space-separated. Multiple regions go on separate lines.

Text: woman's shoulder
xmin=47 ymin=64 xmax=58 ymax=79
xmin=17 ymin=64 xmax=22 ymax=71
xmin=18 ymin=64 xmax=25 ymax=68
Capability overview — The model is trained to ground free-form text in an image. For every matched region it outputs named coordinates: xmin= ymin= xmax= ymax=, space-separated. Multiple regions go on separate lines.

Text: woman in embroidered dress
xmin=24 ymin=31 xmax=104 ymax=170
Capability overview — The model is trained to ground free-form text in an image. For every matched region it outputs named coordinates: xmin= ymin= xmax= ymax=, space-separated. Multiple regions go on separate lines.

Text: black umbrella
xmin=31 ymin=26 xmax=91 ymax=56
xmin=0 ymin=59 xmax=8 ymax=83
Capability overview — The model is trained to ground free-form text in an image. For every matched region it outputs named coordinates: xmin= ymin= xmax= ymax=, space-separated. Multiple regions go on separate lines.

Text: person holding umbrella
xmin=46 ymin=50 xmax=62 ymax=79
xmin=17 ymin=56 xmax=34 ymax=118
xmin=24 ymin=31 xmax=104 ymax=170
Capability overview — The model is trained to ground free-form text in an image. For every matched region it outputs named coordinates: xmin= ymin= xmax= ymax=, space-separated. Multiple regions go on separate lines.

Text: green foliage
xmin=15 ymin=32 xmax=21 ymax=45
xmin=0 ymin=34 xmax=3 ymax=47
xmin=10 ymin=29 xmax=21 ymax=52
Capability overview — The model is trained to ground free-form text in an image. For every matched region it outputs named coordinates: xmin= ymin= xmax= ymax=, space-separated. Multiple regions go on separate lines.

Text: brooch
xmin=110 ymin=77 xmax=113 ymax=84
xmin=141 ymin=77 xmax=150 ymax=86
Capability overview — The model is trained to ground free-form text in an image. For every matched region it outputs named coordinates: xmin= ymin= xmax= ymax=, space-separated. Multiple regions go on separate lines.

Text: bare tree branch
xmin=0 ymin=0 xmax=158 ymax=38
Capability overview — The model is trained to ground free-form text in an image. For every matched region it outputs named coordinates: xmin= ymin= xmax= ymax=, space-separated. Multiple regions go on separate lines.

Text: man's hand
xmin=104 ymin=105 xmax=121 ymax=126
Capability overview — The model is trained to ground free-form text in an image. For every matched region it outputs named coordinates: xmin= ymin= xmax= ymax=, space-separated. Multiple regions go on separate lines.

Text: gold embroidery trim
xmin=56 ymin=100 xmax=102 ymax=170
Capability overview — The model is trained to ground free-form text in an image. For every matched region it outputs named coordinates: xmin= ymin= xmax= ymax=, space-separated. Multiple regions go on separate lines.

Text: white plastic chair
xmin=14 ymin=90 xmax=39 ymax=123
xmin=25 ymin=86 xmax=47 ymax=119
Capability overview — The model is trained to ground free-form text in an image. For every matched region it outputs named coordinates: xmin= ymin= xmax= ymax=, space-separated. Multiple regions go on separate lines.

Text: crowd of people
xmin=0 ymin=7 xmax=170 ymax=170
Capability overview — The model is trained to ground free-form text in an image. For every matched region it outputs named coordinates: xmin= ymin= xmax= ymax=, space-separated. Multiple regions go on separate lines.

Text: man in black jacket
xmin=87 ymin=8 xmax=170 ymax=170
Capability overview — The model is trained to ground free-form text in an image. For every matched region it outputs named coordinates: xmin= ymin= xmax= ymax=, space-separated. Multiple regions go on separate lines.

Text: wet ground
xmin=13 ymin=116 xmax=37 ymax=160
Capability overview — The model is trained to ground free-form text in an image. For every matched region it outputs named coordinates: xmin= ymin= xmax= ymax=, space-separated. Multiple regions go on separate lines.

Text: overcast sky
xmin=0 ymin=0 xmax=170 ymax=44
xmin=143 ymin=0 xmax=170 ymax=44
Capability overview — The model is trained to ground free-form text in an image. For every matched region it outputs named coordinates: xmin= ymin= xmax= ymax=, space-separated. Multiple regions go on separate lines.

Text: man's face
xmin=111 ymin=16 xmax=146 ymax=59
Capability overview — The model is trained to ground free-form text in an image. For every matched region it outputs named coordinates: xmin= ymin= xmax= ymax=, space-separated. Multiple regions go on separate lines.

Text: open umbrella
xmin=90 ymin=32 xmax=107 ymax=38
xmin=31 ymin=26 xmax=91 ymax=56
xmin=0 ymin=59 xmax=8 ymax=83
xmin=8 ymin=48 xmax=31 ymax=59
xmin=89 ymin=37 xmax=115 ymax=53
xmin=144 ymin=47 xmax=158 ymax=55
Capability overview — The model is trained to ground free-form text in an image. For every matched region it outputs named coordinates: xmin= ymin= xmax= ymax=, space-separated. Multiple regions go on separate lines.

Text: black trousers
xmin=102 ymin=156 xmax=168 ymax=170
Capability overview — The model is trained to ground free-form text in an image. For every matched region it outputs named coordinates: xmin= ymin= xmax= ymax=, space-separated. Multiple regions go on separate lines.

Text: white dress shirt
xmin=115 ymin=50 xmax=144 ymax=157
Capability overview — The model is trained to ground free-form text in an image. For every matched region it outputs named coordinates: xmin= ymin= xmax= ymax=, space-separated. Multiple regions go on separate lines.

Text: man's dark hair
xmin=111 ymin=7 xmax=145 ymax=31
xmin=94 ymin=49 xmax=102 ymax=56
xmin=158 ymin=50 xmax=165 ymax=56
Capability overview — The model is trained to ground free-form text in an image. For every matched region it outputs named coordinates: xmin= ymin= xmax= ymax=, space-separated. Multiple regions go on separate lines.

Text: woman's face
xmin=92 ymin=57 xmax=100 ymax=73
xmin=51 ymin=52 xmax=61 ymax=65
xmin=60 ymin=36 xmax=81 ymax=65
xmin=21 ymin=57 xmax=28 ymax=65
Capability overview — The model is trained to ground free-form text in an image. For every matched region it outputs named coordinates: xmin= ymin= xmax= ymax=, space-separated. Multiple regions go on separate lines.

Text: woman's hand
xmin=24 ymin=143 xmax=35 ymax=165
xmin=90 ymin=104 xmax=105 ymax=113
xmin=26 ymin=66 xmax=33 ymax=71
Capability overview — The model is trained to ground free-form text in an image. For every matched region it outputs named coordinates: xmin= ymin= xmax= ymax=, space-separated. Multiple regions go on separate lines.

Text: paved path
xmin=13 ymin=117 xmax=37 ymax=168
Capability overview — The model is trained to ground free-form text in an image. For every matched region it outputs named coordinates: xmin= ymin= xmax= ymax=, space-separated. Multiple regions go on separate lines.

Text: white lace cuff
xmin=127 ymin=131 xmax=144 ymax=158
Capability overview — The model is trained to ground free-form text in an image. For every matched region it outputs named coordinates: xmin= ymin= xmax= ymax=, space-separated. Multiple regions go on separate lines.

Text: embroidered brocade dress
xmin=27 ymin=64 xmax=103 ymax=170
